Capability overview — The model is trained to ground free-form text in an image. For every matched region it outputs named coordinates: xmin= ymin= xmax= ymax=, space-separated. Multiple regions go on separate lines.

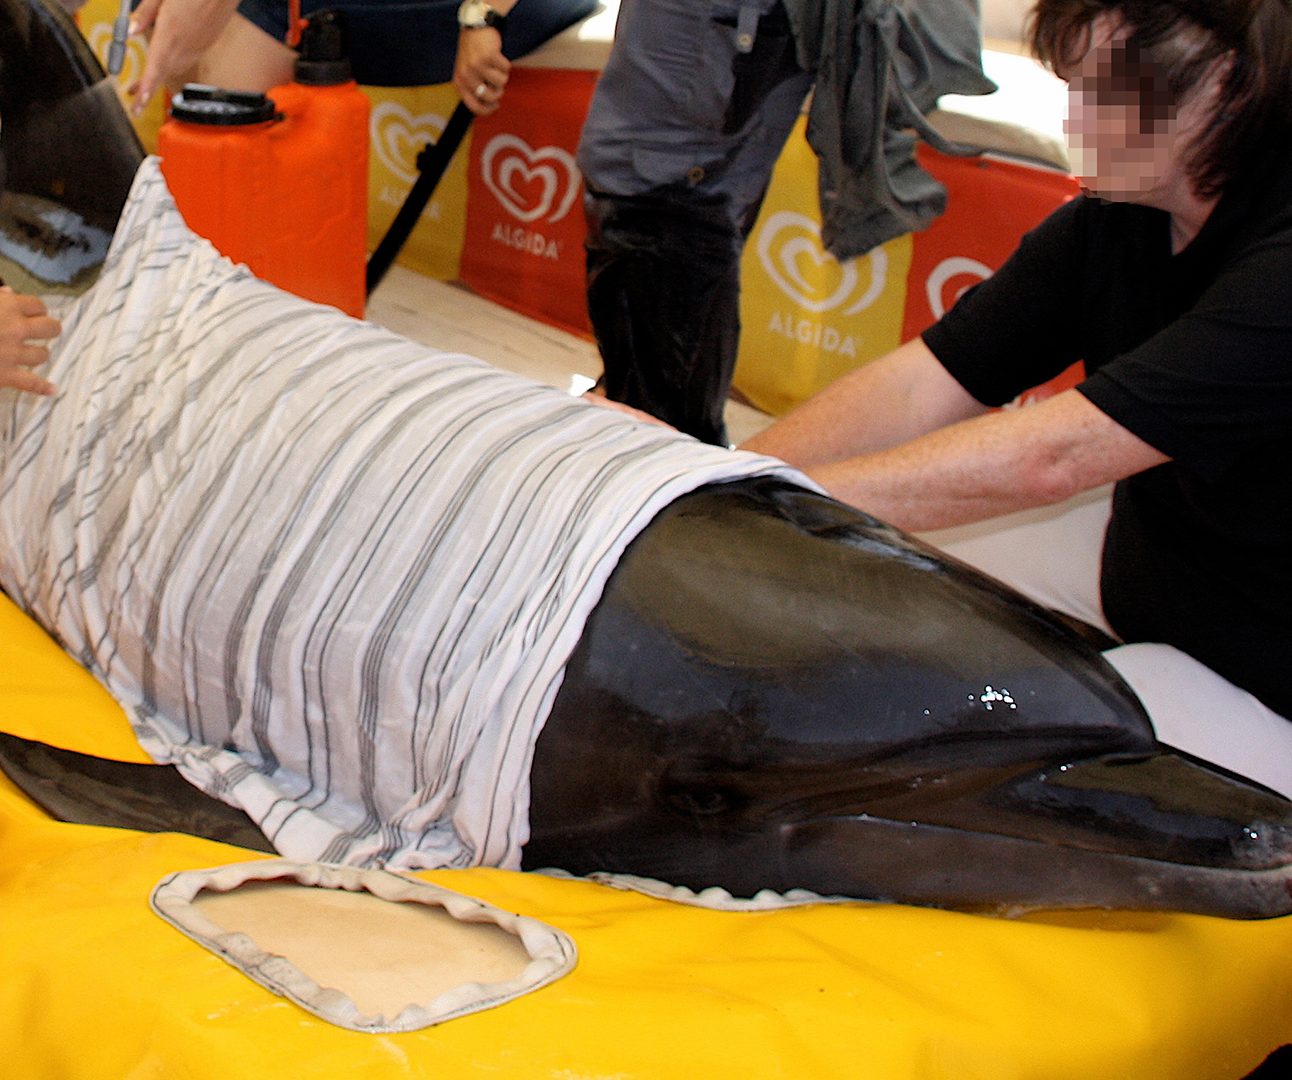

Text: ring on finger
xmin=474 ymin=82 xmax=489 ymax=99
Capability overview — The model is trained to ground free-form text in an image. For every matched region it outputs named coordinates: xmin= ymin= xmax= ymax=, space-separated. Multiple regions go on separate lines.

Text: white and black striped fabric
xmin=0 ymin=159 xmax=799 ymax=870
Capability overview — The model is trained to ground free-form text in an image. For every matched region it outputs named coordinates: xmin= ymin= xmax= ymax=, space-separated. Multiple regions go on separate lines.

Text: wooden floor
xmin=366 ymin=267 xmax=774 ymax=446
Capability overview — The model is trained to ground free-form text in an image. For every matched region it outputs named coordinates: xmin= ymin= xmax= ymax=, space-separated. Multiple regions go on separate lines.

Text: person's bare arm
xmin=803 ymin=388 xmax=1168 ymax=531
xmin=742 ymin=336 xmax=1167 ymax=531
xmin=742 ymin=337 xmax=989 ymax=465
xmin=127 ymin=0 xmax=243 ymax=115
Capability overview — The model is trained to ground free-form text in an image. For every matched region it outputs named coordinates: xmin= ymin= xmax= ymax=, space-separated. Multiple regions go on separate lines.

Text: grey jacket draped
xmin=784 ymin=0 xmax=996 ymax=259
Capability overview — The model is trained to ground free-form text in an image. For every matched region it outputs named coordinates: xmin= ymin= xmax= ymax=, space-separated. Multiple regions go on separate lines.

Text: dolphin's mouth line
xmin=776 ymin=810 xmax=1292 ymax=919
xmin=784 ymin=805 xmax=1292 ymax=871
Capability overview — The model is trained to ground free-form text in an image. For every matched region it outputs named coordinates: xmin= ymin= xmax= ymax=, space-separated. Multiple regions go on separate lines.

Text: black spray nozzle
xmin=295 ymin=9 xmax=353 ymax=86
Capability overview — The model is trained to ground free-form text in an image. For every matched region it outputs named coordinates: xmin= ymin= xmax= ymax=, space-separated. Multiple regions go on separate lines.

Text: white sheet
xmin=0 ymin=158 xmax=798 ymax=870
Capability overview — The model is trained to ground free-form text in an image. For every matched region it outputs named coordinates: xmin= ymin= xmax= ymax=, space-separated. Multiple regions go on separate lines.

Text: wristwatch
xmin=458 ymin=0 xmax=507 ymax=30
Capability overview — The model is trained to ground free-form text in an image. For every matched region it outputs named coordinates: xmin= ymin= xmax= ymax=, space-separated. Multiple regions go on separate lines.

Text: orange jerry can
xmin=157 ymin=13 xmax=369 ymax=318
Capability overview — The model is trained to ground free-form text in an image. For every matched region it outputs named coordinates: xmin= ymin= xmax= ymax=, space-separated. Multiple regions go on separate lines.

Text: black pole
xmin=366 ymin=100 xmax=475 ymax=295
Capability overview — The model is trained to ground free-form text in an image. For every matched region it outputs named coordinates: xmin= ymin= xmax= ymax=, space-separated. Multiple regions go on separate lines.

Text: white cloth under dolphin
xmin=0 ymin=159 xmax=800 ymax=871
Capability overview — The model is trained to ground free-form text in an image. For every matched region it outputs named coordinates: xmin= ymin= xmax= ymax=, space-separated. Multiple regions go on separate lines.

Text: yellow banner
xmin=79 ymin=0 xmax=167 ymax=150
xmin=735 ymin=116 xmax=912 ymax=417
xmin=365 ymin=84 xmax=470 ymax=282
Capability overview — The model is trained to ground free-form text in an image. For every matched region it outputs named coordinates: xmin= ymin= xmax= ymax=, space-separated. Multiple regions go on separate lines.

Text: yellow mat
xmin=2 ymin=591 xmax=1289 ymax=1078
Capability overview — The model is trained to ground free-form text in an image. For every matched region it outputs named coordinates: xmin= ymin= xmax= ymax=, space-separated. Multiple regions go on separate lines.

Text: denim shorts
xmin=236 ymin=0 xmax=598 ymax=86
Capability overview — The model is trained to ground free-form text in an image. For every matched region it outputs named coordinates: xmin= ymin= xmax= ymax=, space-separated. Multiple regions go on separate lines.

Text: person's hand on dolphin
xmin=582 ymin=389 xmax=675 ymax=429
xmin=0 ymin=287 xmax=60 ymax=396
xmin=127 ymin=0 xmax=241 ymax=117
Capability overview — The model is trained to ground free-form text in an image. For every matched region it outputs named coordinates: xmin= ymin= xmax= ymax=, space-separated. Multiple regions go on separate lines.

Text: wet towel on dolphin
xmin=0 ymin=158 xmax=799 ymax=872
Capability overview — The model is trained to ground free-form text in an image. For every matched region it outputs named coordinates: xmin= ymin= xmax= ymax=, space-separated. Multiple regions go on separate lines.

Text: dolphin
xmin=526 ymin=479 xmax=1292 ymax=916
xmin=2 ymin=0 xmax=1291 ymax=919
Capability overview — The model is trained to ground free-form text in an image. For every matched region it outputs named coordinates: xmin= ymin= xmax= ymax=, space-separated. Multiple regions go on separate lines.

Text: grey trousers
xmin=578 ymin=0 xmax=813 ymax=444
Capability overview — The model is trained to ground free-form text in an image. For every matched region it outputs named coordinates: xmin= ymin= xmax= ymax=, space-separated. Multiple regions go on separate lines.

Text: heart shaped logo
xmin=924 ymin=256 xmax=993 ymax=320
xmin=755 ymin=211 xmax=888 ymax=315
xmin=480 ymin=135 xmax=580 ymax=224
xmin=371 ymin=102 xmax=447 ymax=185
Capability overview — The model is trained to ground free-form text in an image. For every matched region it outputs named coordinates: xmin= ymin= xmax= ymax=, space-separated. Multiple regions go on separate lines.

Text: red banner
xmin=460 ymin=68 xmax=598 ymax=335
xmin=902 ymin=145 xmax=1081 ymax=341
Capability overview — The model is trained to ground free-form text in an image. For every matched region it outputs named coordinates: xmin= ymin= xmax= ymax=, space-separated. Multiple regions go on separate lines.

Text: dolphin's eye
xmin=662 ymin=784 xmax=733 ymax=817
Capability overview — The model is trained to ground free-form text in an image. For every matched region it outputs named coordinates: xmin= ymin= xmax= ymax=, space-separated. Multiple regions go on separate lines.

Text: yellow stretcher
xmin=2 ymin=591 xmax=1289 ymax=1078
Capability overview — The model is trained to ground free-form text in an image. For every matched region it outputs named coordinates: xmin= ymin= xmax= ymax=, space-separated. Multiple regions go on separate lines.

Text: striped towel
xmin=0 ymin=158 xmax=797 ymax=870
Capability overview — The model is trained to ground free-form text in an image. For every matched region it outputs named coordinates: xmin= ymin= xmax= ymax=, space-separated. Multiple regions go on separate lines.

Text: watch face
xmin=458 ymin=0 xmax=498 ymax=27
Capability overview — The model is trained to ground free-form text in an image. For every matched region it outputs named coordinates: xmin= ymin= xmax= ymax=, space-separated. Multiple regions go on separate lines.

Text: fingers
xmin=582 ymin=392 xmax=674 ymax=429
xmin=126 ymin=0 xmax=167 ymax=114
xmin=131 ymin=0 xmax=165 ymax=34
xmin=21 ymin=314 xmax=62 ymax=343
xmin=126 ymin=0 xmax=242 ymax=117
xmin=456 ymin=66 xmax=510 ymax=115
xmin=454 ymin=31 xmax=511 ymax=115
xmin=10 ymin=291 xmax=56 ymax=324
xmin=0 ymin=364 xmax=57 ymax=397
xmin=1 ymin=289 xmax=61 ymax=396
xmin=0 ymin=340 xmax=58 ymax=397
xmin=459 ymin=81 xmax=491 ymax=116
xmin=129 ymin=58 xmax=163 ymax=118
xmin=458 ymin=78 xmax=500 ymax=116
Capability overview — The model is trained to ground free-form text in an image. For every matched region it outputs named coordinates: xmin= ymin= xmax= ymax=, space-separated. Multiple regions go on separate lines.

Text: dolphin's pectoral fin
xmin=0 ymin=730 xmax=273 ymax=852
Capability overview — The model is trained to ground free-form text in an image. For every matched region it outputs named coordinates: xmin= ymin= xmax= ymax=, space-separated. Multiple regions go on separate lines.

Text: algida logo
xmin=754 ymin=210 xmax=890 ymax=360
xmin=924 ymin=255 xmax=993 ymax=320
xmin=480 ymin=134 xmax=580 ymax=262
xmin=371 ymin=102 xmax=449 ymax=216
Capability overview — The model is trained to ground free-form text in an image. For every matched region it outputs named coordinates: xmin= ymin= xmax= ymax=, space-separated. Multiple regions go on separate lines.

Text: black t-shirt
xmin=922 ymin=166 xmax=1292 ymax=718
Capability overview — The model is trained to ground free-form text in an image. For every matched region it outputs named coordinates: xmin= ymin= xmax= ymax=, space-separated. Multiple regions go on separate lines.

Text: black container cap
xmin=295 ymin=10 xmax=354 ymax=86
xmin=170 ymin=85 xmax=279 ymax=126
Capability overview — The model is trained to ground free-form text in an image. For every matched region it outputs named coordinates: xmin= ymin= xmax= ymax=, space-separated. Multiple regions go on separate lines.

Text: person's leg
xmin=181 ymin=8 xmax=295 ymax=93
xmin=579 ymin=0 xmax=812 ymax=445
xmin=583 ymin=190 xmax=745 ymax=446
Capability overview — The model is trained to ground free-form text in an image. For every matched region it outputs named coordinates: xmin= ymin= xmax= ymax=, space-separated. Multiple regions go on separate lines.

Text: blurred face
xmin=1060 ymin=14 xmax=1213 ymax=205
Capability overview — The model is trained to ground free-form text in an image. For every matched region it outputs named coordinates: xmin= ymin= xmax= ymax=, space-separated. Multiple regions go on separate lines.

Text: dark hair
xmin=1028 ymin=0 xmax=1292 ymax=195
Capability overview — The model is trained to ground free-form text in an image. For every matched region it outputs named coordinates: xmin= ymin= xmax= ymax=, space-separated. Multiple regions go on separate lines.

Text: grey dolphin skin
xmin=3 ymin=0 xmax=1292 ymax=919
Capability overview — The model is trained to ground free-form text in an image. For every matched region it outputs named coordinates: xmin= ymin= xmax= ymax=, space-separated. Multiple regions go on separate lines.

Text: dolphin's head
xmin=0 ymin=0 xmax=141 ymax=294
xmin=526 ymin=479 xmax=1292 ymax=918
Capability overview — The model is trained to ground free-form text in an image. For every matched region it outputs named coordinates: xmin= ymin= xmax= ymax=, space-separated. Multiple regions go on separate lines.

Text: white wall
xmin=982 ymin=0 xmax=1035 ymax=47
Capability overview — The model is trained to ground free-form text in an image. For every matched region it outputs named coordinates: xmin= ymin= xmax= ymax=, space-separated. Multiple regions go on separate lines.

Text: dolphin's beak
xmin=774 ymin=751 xmax=1292 ymax=918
